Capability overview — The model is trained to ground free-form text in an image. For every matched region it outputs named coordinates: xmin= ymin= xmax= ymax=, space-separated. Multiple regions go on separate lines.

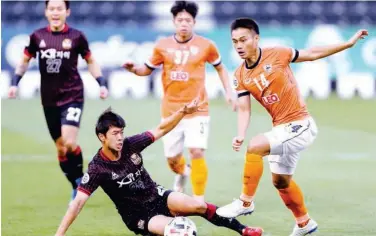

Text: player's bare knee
xmin=247 ymin=135 xmax=270 ymax=156
xmin=167 ymin=155 xmax=182 ymax=174
xmin=55 ymin=139 xmax=67 ymax=156
xmin=272 ymin=175 xmax=291 ymax=189
xmin=63 ymin=139 xmax=77 ymax=152
xmin=189 ymin=199 xmax=207 ymax=214
xmin=56 ymin=147 xmax=66 ymax=157
xmin=189 ymin=148 xmax=204 ymax=159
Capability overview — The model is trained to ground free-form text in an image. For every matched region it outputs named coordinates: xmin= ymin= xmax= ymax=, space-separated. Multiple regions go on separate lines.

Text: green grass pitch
xmin=2 ymin=96 xmax=376 ymax=235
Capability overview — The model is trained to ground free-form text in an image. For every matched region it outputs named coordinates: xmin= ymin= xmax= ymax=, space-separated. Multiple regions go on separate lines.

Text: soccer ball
xmin=164 ymin=217 xmax=197 ymax=236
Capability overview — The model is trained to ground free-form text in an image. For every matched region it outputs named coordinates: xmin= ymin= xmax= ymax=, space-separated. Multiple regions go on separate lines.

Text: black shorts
xmin=43 ymin=102 xmax=84 ymax=141
xmin=120 ymin=186 xmax=173 ymax=236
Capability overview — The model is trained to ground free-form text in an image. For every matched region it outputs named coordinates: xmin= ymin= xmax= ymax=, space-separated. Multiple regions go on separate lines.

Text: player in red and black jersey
xmin=7 ymin=0 xmax=108 ymax=201
xmin=55 ymin=101 xmax=263 ymax=236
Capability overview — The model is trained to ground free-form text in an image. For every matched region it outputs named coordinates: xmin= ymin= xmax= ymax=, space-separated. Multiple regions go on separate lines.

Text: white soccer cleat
xmin=173 ymin=174 xmax=187 ymax=192
xmin=289 ymin=219 xmax=318 ymax=236
xmin=216 ymin=199 xmax=255 ymax=218
xmin=173 ymin=165 xmax=191 ymax=193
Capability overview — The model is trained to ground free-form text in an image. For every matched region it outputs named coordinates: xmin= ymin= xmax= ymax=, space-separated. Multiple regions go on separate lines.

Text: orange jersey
xmin=234 ymin=47 xmax=309 ymax=126
xmin=146 ymin=35 xmax=221 ymax=118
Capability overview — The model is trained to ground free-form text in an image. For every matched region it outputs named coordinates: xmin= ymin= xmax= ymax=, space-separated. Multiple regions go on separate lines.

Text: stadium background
xmin=1 ymin=1 xmax=376 ymax=235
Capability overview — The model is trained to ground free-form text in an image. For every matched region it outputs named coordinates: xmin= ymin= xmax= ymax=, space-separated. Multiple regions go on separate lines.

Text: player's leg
xmin=147 ymin=215 xmax=174 ymax=235
xmin=216 ymin=133 xmax=270 ymax=218
xmin=60 ymin=103 xmax=84 ymax=200
xmin=184 ymin=116 xmax=210 ymax=202
xmin=43 ymin=106 xmax=79 ymax=196
xmin=267 ymin=117 xmax=318 ymax=235
xmin=269 ymin=156 xmax=318 ymax=236
xmin=165 ymin=191 xmax=263 ymax=235
xmin=163 ymin=120 xmax=189 ymax=192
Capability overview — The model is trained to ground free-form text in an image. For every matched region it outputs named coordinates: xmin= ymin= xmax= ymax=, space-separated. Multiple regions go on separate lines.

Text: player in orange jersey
xmin=123 ymin=1 xmax=236 ymax=203
xmin=216 ymin=18 xmax=368 ymax=236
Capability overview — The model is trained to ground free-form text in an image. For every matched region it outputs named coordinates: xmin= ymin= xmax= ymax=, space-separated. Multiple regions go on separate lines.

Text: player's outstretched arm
xmin=150 ymin=99 xmax=203 ymax=141
xmin=122 ymin=61 xmax=154 ymax=76
xmin=214 ymin=64 xmax=238 ymax=111
xmin=233 ymin=94 xmax=251 ymax=151
xmin=294 ymin=29 xmax=368 ymax=63
xmin=85 ymin=57 xmax=108 ymax=99
xmin=55 ymin=192 xmax=89 ymax=236
xmin=8 ymin=54 xmax=32 ymax=98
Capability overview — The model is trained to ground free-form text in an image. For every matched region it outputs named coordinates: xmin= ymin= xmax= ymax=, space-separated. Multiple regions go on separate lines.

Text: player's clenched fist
xmin=8 ymin=86 xmax=18 ymax=99
xmin=99 ymin=86 xmax=108 ymax=99
xmin=232 ymin=136 xmax=244 ymax=152
xmin=122 ymin=61 xmax=135 ymax=72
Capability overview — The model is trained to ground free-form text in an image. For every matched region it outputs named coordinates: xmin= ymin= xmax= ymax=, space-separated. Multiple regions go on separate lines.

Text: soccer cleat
xmin=289 ymin=219 xmax=318 ymax=236
xmin=71 ymin=177 xmax=82 ymax=201
xmin=242 ymin=226 xmax=263 ymax=236
xmin=216 ymin=199 xmax=255 ymax=218
xmin=172 ymin=165 xmax=191 ymax=193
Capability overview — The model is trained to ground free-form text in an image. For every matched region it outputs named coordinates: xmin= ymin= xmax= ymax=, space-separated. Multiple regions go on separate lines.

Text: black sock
xmin=67 ymin=146 xmax=84 ymax=184
xmin=58 ymin=146 xmax=83 ymax=189
xmin=201 ymin=203 xmax=245 ymax=235
xmin=58 ymin=156 xmax=78 ymax=189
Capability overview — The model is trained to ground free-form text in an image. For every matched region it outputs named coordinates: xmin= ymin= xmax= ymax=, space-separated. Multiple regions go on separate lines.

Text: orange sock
xmin=278 ymin=180 xmax=309 ymax=223
xmin=241 ymin=153 xmax=263 ymax=201
xmin=168 ymin=155 xmax=186 ymax=175
xmin=190 ymin=158 xmax=208 ymax=196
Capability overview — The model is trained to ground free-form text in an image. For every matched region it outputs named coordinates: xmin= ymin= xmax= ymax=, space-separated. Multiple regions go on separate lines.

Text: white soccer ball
xmin=164 ymin=217 xmax=197 ymax=236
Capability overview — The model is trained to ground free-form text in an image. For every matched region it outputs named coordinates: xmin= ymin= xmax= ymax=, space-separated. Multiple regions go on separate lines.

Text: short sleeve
xmin=276 ymin=47 xmax=299 ymax=65
xmin=78 ymin=32 xmax=91 ymax=60
xmin=77 ymin=164 xmax=101 ymax=196
xmin=124 ymin=131 xmax=155 ymax=153
xmin=207 ymin=41 xmax=222 ymax=66
xmin=24 ymin=33 xmax=38 ymax=58
xmin=233 ymin=68 xmax=247 ymax=94
xmin=145 ymin=43 xmax=164 ymax=70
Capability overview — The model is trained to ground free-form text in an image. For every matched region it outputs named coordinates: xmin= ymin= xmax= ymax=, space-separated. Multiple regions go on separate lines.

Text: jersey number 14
xmin=253 ymin=73 xmax=270 ymax=92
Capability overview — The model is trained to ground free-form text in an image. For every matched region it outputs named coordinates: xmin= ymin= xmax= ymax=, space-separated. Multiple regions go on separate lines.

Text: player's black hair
xmin=170 ymin=1 xmax=199 ymax=19
xmin=45 ymin=0 xmax=70 ymax=10
xmin=231 ymin=18 xmax=260 ymax=35
xmin=95 ymin=107 xmax=126 ymax=136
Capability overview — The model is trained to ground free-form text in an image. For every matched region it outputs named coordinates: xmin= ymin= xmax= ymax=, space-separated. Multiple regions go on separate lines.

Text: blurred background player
xmin=123 ymin=1 xmax=236 ymax=203
xmin=7 ymin=0 xmax=108 ymax=202
xmin=55 ymin=104 xmax=263 ymax=236
xmin=216 ymin=18 xmax=368 ymax=236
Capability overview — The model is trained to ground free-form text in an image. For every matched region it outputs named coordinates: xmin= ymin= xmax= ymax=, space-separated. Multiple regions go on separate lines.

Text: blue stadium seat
xmin=1 ymin=1 xmax=375 ymax=27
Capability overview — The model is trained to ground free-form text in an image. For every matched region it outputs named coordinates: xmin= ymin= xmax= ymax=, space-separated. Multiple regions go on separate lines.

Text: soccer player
xmin=123 ymin=0 xmax=236 ymax=203
xmin=216 ymin=18 xmax=368 ymax=236
xmin=7 ymin=0 xmax=108 ymax=201
xmin=54 ymin=102 xmax=263 ymax=236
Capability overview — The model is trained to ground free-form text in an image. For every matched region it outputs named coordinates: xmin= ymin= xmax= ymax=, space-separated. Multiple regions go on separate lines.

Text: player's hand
xmin=8 ymin=86 xmax=18 ymax=99
xmin=232 ymin=136 xmax=244 ymax=152
xmin=347 ymin=29 xmax=368 ymax=47
xmin=99 ymin=86 xmax=108 ymax=99
xmin=225 ymin=92 xmax=238 ymax=112
xmin=122 ymin=61 xmax=135 ymax=73
xmin=181 ymin=98 xmax=204 ymax=114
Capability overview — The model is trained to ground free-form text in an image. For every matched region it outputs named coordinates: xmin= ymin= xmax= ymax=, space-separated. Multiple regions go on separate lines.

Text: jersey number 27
xmin=66 ymin=107 xmax=82 ymax=122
